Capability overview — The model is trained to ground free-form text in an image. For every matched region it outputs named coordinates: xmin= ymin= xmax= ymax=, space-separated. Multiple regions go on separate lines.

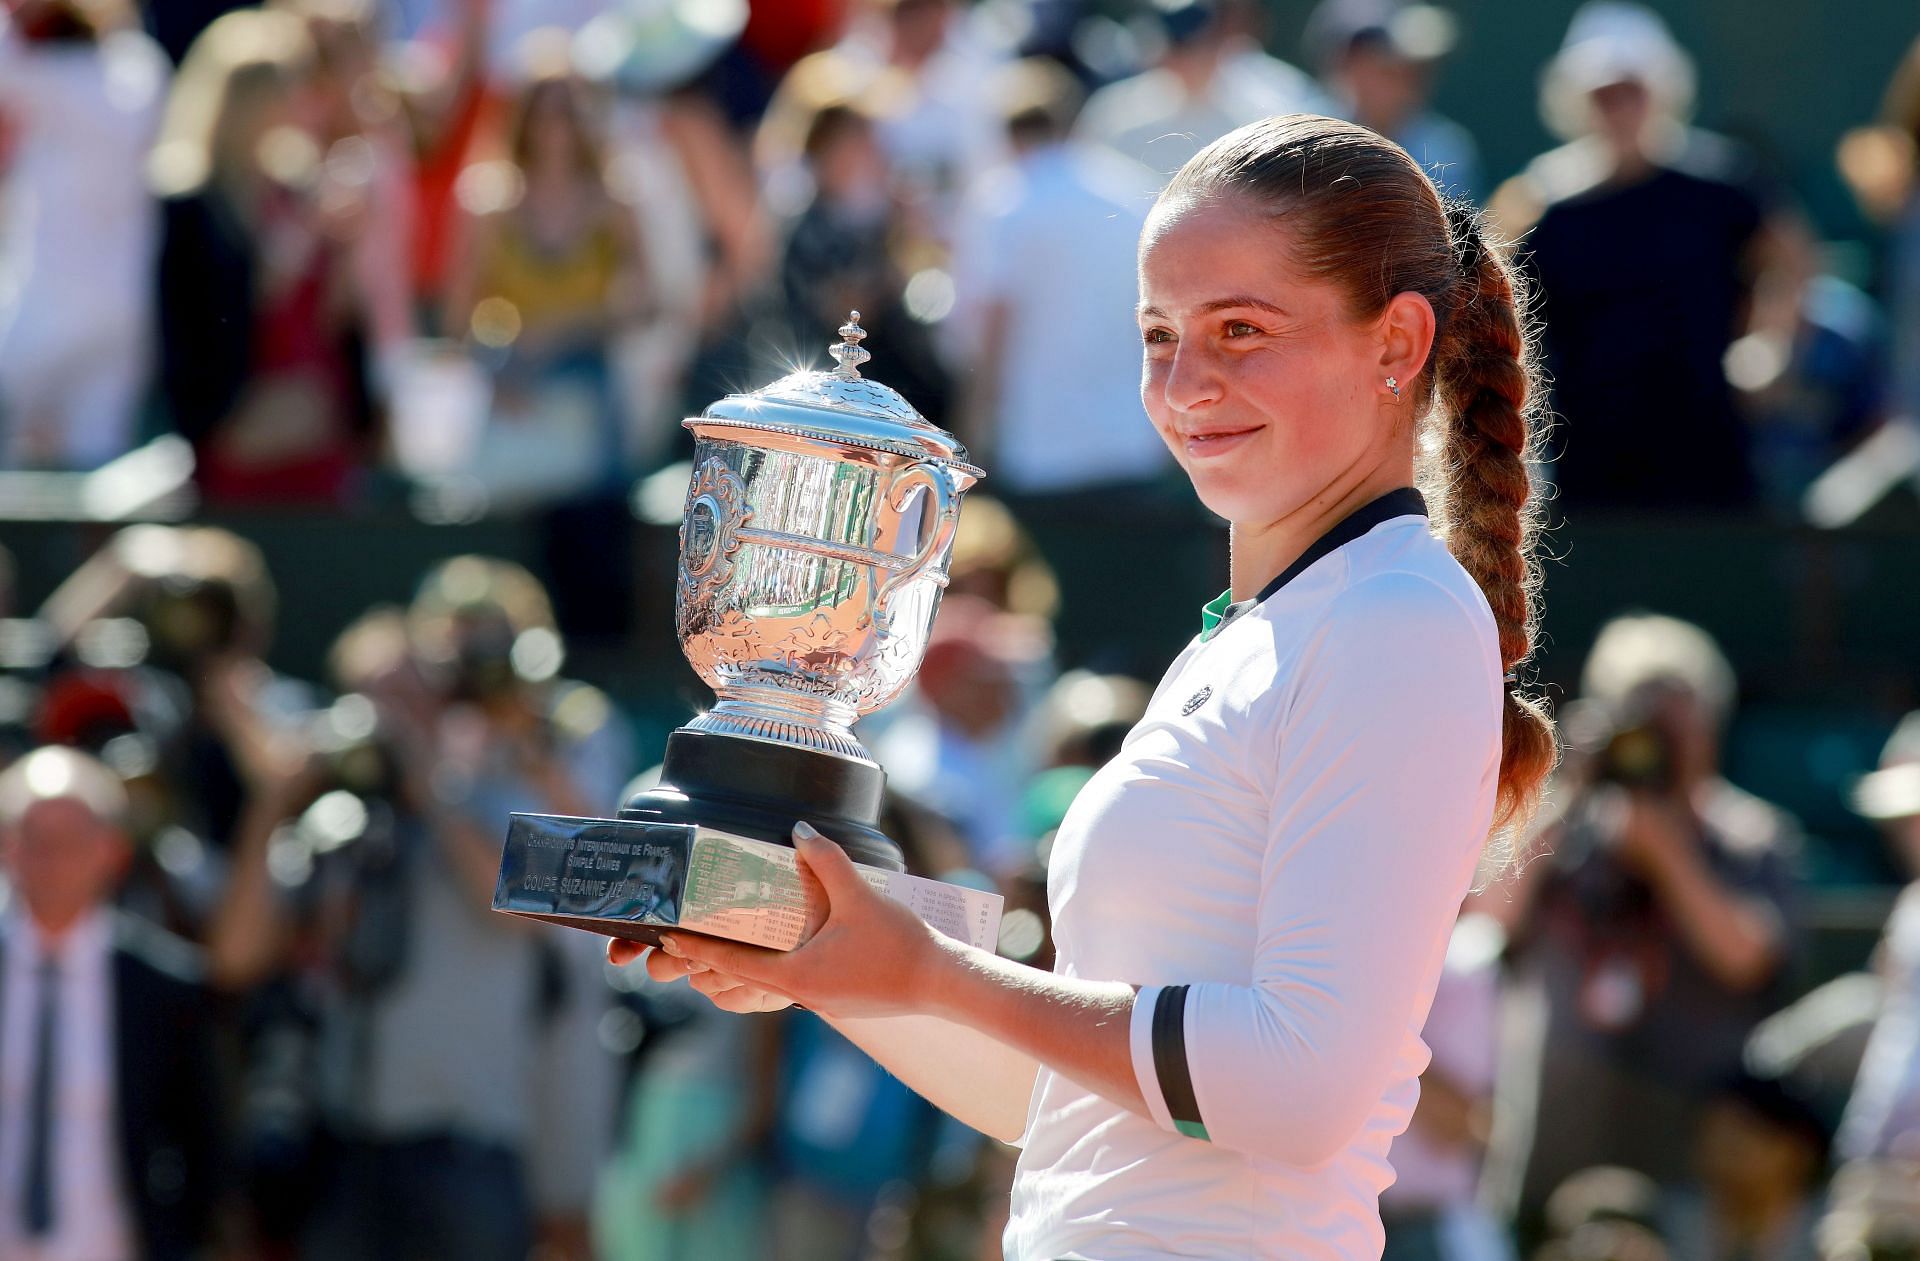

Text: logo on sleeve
xmin=1181 ymin=686 xmax=1212 ymax=717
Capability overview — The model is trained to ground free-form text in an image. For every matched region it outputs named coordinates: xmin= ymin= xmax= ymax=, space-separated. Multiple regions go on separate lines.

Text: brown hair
xmin=1160 ymin=114 xmax=1557 ymax=843
xmin=148 ymin=8 xmax=316 ymax=203
xmin=508 ymin=71 xmax=610 ymax=187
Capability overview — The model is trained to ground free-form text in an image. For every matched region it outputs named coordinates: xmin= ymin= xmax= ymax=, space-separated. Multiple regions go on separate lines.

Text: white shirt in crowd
xmin=1075 ymin=47 xmax=1329 ymax=178
xmin=0 ymin=14 xmax=167 ymax=470
xmin=0 ymin=909 xmax=137 ymax=1261
xmin=1840 ymin=882 xmax=1920 ymax=1159
xmin=1005 ymin=509 xmax=1504 ymax=1261
xmin=947 ymin=142 xmax=1168 ymax=495
xmin=829 ymin=11 xmax=1008 ymax=242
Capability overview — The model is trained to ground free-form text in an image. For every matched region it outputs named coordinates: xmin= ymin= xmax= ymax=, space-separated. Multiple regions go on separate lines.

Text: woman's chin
xmin=1185 ymin=476 xmax=1269 ymax=526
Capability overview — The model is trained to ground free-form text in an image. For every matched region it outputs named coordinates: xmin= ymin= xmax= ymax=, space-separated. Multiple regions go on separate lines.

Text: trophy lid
xmin=689 ymin=313 xmax=984 ymax=478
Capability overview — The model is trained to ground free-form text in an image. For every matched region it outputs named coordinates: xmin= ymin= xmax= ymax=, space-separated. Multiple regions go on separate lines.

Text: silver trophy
xmin=494 ymin=315 xmax=984 ymax=943
xmin=675 ymin=312 xmax=983 ymax=761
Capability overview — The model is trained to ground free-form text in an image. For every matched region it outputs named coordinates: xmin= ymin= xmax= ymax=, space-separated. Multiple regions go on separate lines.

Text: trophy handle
xmin=874 ymin=462 xmax=958 ymax=616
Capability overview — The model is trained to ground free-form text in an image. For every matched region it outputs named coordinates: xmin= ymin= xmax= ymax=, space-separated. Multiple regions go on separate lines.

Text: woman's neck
xmin=1228 ymin=457 xmax=1416 ymax=601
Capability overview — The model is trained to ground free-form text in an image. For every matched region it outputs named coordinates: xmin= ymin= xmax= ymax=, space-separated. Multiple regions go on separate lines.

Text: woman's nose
xmin=1159 ymin=345 xmax=1224 ymax=413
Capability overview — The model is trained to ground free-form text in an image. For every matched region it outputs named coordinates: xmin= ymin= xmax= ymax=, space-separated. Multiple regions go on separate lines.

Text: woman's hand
xmin=607 ymin=822 xmax=949 ymax=1021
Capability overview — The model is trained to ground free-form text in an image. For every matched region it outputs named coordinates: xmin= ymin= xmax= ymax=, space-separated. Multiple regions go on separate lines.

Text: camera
xmin=1562 ymin=698 xmax=1678 ymax=793
xmin=1595 ymin=720 xmax=1675 ymax=792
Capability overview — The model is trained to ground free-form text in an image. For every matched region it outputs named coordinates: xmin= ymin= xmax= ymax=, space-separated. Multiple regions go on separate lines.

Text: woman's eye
xmin=1142 ymin=328 xmax=1173 ymax=345
xmin=1225 ymin=321 xmax=1260 ymax=338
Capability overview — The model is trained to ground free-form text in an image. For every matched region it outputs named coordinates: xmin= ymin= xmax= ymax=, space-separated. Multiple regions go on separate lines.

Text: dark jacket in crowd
xmin=0 ymin=914 xmax=226 ymax=1261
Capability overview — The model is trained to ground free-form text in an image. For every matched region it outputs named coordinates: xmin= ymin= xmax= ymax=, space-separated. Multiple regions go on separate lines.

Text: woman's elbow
xmin=1201 ymin=1057 xmax=1382 ymax=1167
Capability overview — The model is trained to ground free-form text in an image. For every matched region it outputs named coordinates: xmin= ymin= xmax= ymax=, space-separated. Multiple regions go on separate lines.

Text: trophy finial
xmin=830 ymin=311 xmax=871 ymax=379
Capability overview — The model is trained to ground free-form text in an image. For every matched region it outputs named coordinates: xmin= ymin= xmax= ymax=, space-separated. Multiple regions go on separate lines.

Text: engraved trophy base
xmin=493 ymin=731 xmax=906 ymax=948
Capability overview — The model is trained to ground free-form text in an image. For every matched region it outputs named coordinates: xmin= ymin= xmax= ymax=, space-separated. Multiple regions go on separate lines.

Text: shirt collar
xmin=1197 ymin=487 xmax=1429 ymax=642
xmin=1199 ymin=588 xmax=1236 ymax=641
xmin=4 ymin=903 xmax=115 ymax=969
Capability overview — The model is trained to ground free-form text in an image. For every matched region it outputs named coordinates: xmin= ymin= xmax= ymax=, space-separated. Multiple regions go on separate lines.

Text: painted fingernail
xmin=793 ymin=820 xmax=822 ymax=843
xmin=660 ymin=935 xmax=683 ymax=956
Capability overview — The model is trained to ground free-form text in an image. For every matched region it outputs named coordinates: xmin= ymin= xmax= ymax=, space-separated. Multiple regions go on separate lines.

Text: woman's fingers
xmin=689 ymin=969 xmax=749 ymax=998
xmin=660 ymin=932 xmax=781 ymax=985
xmin=605 ymin=934 xmax=796 ymax=1018
xmin=792 ymin=823 xmax=864 ymax=901
xmin=601 ymin=941 xmax=710 ymax=982
xmin=644 ymin=948 xmax=706 ymax=982
xmin=687 ymin=969 xmax=796 ymax=1012
xmin=712 ymin=986 xmax=795 ymax=1014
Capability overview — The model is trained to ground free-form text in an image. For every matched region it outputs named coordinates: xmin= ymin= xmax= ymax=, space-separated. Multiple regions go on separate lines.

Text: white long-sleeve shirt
xmin=1005 ymin=503 xmax=1503 ymax=1261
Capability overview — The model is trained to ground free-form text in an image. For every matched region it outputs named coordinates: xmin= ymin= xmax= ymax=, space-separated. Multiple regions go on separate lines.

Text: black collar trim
xmin=1250 ymin=487 xmax=1429 ymax=606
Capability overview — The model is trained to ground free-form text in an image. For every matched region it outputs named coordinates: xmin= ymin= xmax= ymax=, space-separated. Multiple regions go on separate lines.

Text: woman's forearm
xmin=921 ymin=936 xmax=1145 ymax=1124
xmin=824 ymin=1009 xmax=1041 ymax=1144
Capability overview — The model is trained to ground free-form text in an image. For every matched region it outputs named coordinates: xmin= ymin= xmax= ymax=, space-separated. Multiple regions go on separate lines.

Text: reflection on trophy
xmin=494 ymin=315 xmax=997 ymax=950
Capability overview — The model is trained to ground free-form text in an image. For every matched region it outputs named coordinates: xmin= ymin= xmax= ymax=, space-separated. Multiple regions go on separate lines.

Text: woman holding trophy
xmin=620 ymin=114 xmax=1557 ymax=1260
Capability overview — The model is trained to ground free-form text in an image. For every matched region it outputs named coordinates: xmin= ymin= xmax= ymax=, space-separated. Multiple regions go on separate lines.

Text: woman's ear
xmin=1379 ymin=291 xmax=1438 ymax=392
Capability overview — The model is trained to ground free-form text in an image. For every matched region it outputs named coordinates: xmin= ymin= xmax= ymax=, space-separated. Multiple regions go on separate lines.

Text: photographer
xmin=34 ymin=525 xmax=313 ymax=937
xmin=1482 ymin=614 xmax=1804 ymax=1235
xmin=207 ymin=562 xmax=630 ymax=1261
xmin=1836 ymin=712 xmax=1920 ymax=1160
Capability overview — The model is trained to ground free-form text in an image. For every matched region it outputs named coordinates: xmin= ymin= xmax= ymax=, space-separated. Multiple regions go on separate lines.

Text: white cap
xmin=1853 ymin=712 xmax=1920 ymax=822
xmin=1539 ymin=1 xmax=1695 ymax=140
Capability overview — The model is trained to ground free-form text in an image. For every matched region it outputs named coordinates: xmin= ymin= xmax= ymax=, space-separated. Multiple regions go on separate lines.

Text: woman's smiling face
xmin=1137 ymin=195 xmax=1405 ymax=528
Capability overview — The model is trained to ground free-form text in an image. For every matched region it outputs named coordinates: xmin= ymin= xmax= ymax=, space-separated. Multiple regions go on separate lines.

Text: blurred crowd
xmin=1 ymin=0 xmax=1916 ymax=519
xmin=2 ymin=0 xmax=1920 ymax=1260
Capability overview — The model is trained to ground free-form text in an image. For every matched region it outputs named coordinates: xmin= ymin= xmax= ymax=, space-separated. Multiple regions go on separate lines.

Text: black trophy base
xmin=622 ymin=730 xmax=904 ymax=870
xmin=492 ymin=729 xmax=903 ymax=948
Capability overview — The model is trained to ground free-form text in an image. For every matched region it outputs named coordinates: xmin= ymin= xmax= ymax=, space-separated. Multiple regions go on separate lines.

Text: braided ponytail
xmin=1432 ymin=204 xmax=1558 ymax=842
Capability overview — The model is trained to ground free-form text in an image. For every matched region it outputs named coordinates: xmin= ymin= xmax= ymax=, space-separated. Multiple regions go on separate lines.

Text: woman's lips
xmin=1182 ymin=427 xmax=1261 ymax=459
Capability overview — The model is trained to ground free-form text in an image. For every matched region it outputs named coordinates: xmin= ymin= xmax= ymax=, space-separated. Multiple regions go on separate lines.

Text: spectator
xmin=594 ymin=852 xmax=781 ymax=1261
xmin=0 ymin=0 xmax=168 ymax=471
xmin=1304 ymin=0 xmax=1481 ymax=202
xmin=1838 ymin=34 xmax=1920 ymax=426
xmin=869 ymin=593 xmax=1050 ymax=878
xmin=946 ymin=57 xmax=1166 ymax=497
xmin=825 ymin=0 xmax=1007 ymax=242
xmin=764 ymin=795 xmax=960 ymax=1261
xmin=444 ymin=52 xmax=648 ymax=507
xmin=589 ymin=1 xmax=773 ymax=468
xmin=1480 ymin=613 xmax=1804 ymax=1235
xmin=1730 ymin=272 xmax=1888 ymax=517
xmin=1529 ymin=1168 xmax=1674 ymax=1261
xmin=1381 ymin=911 xmax=1516 ymax=1261
xmin=1836 ymin=713 xmax=1920 ymax=1160
xmin=395 ymin=0 xmax=494 ymax=329
xmin=36 ymin=525 xmax=307 ymax=870
xmin=774 ymin=101 xmax=949 ymax=419
xmin=151 ymin=7 xmax=376 ymax=506
xmin=1543 ymin=1164 xmax=1669 ymax=1246
xmin=1074 ymin=0 xmax=1322 ymax=179
xmin=275 ymin=0 xmax=420 ymax=386
xmin=208 ymin=559 xmax=627 ymax=1261
xmin=1815 ymin=1159 xmax=1920 ymax=1261
xmin=1663 ymin=1068 xmax=1829 ymax=1261
xmin=1215 ymin=0 xmax=1335 ymax=130
xmin=941 ymin=494 xmax=1061 ymax=624
xmin=0 ymin=746 xmax=224 ymax=1261
xmin=1489 ymin=2 xmax=1805 ymax=513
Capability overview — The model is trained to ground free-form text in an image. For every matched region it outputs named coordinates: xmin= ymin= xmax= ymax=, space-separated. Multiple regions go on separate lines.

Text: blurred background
xmin=0 ymin=0 xmax=1917 ymax=1258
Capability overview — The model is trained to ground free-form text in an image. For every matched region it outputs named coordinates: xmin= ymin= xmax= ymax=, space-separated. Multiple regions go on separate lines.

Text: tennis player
xmin=617 ymin=114 xmax=1558 ymax=1261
